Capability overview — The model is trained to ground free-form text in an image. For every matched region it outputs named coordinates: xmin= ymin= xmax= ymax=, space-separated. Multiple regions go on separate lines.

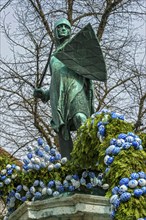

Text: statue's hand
xmin=33 ymin=88 xmax=44 ymax=99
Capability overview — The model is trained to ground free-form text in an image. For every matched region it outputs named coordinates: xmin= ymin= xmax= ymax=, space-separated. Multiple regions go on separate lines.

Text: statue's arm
xmin=33 ymin=88 xmax=50 ymax=103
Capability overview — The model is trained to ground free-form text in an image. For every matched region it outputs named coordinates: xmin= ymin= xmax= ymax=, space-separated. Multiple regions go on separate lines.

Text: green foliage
xmin=70 ymin=113 xmax=146 ymax=219
xmin=115 ymin=196 xmax=146 ymax=220
xmin=1 ymin=113 xmax=146 ymax=219
xmin=138 ymin=132 xmax=146 ymax=151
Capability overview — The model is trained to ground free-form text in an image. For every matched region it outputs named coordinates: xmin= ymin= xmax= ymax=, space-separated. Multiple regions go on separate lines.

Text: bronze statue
xmin=34 ymin=18 xmax=107 ymax=159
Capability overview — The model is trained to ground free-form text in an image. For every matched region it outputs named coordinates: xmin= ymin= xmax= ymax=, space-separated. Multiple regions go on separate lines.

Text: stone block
xmin=9 ymin=194 xmax=111 ymax=220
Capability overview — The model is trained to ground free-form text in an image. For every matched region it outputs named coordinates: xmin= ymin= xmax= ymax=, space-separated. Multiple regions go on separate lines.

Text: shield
xmin=54 ymin=23 xmax=107 ymax=81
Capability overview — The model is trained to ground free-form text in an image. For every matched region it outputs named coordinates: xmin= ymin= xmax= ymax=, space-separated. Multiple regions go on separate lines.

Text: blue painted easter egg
xmin=134 ymin=189 xmax=143 ymax=197
xmin=130 ymin=172 xmax=139 ymax=180
xmin=128 ymin=179 xmax=138 ymax=188
xmin=37 ymin=138 xmax=43 ymax=146
xmin=138 ymin=178 xmax=146 ymax=187
xmin=112 ymin=186 xmax=119 ymax=195
xmin=120 ymin=192 xmax=131 ymax=202
xmin=112 ymin=147 xmax=121 ymax=155
xmin=119 ymin=178 xmax=129 ymax=186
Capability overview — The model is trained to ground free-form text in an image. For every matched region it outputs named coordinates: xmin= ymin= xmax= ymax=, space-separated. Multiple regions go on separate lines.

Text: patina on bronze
xmin=34 ymin=18 xmax=107 ymax=159
xmin=54 ymin=23 xmax=107 ymax=81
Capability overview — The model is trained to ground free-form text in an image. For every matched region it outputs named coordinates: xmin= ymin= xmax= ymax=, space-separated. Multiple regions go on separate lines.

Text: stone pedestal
xmin=9 ymin=194 xmax=111 ymax=220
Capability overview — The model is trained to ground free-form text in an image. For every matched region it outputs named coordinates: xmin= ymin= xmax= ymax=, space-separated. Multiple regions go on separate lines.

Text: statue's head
xmin=54 ymin=18 xmax=71 ymax=44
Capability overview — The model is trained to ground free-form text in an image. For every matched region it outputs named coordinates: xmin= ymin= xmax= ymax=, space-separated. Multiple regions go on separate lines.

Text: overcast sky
xmin=0 ymin=4 xmax=146 ymax=61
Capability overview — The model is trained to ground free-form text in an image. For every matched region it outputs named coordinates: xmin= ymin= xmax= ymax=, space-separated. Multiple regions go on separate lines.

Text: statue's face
xmin=56 ymin=24 xmax=71 ymax=39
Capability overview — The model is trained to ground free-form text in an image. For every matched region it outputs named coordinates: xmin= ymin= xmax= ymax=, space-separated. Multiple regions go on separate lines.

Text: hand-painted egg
xmin=98 ymin=125 xmax=105 ymax=136
xmin=58 ymin=185 xmax=65 ymax=192
xmin=65 ymin=175 xmax=72 ymax=181
xmin=49 ymin=156 xmax=55 ymax=163
xmin=97 ymin=179 xmax=102 ymax=186
xmin=138 ymin=178 xmax=146 ymax=187
xmin=1 ymin=175 xmax=6 ymax=181
xmin=134 ymin=189 xmax=143 ymax=197
xmin=16 ymin=185 xmax=22 ymax=192
xmin=34 ymin=158 xmax=41 ymax=164
xmin=34 ymin=192 xmax=42 ymax=199
xmin=97 ymin=121 xmax=103 ymax=127
xmin=23 ymin=185 xmax=29 ymax=191
xmin=42 ymin=187 xmax=47 ymax=195
xmin=98 ymin=173 xmax=104 ymax=180
xmin=141 ymin=186 xmax=146 ymax=195
xmin=54 ymin=163 xmax=61 ymax=169
xmin=119 ymin=178 xmax=129 ymax=186
xmin=63 ymin=180 xmax=69 ymax=188
xmin=128 ymin=179 xmax=138 ymax=188
xmin=50 ymin=148 xmax=56 ymax=156
xmin=55 ymin=180 xmax=62 ymax=187
xmin=25 ymin=191 xmax=32 ymax=199
xmin=55 ymin=153 xmax=61 ymax=160
xmin=118 ymin=185 xmax=128 ymax=194
xmin=37 ymin=150 xmax=44 ymax=157
xmin=11 ymin=174 xmax=17 ymax=179
xmin=110 ymin=195 xmax=119 ymax=204
xmin=105 ymin=167 xmax=110 ymax=174
xmin=53 ymin=191 xmax=60 ymax=197
xmin=134 ymin=137 xmax=142 ymax=145
xmin=47 ymin=188 xmax=53 ymax=195
xmin=120 ymin=192 xmax=131 ymax=202
xmin=126 ymin=135 xmax=135 ymax=143
xmin=6 ymin=164 xmax=11 ymax=169
xmin=1 ymin=169 xmax=7 ymax=175
xmin=130 ymin=172 xmax=139 ymax=180
xmin=27 ymin=153 xmax=33 ymax=160
xmin=105 ymin=145 xmax=116 ymax=155
xmin=113 ymin=198 xmax=120 ymax=208
xmin=34 ymin=164 xmax=40 ymax=170
xmin=39 ymin=181 xmax=45 ymax=188
xmin=127 ymin=132 xmax=135 ymax=137
xmin=48 ymin=164 xmax=54 ymax=171
xmin=40 ymin=162 xmax=46 ymax=168
xmin=110 ymin=138 xmax=117 ymax=145
xmin=68 ymin=185 xmax=75 ymax=192
xmin=21 ymin=196 xmax=27 ymax=202
xmin=82 ymin=171 xmax=88 ymax=178
xmin=137 ymin=145 xmax=143 ymax=150
xmin=61 ymin=157 xmax=68 ymax=164
xmin=37 ymin=137 xmax=43 ymax=146
xmin=112 ymin=147 xmax=121 ymax=155
xmin=91 ymin=177 xmax=98 ymax=186
xmin=89 ymin=172 xmax=95 ymax=178
xmin=33 ymin=180 xmax=39 ymax=186
xmin=107 ymin=157 xmax=114 ymax=166
xmin=117 ymin=133 xmax=127 ymax=139
xmin=72 ymin=180 xmax=80 ymax=189
xmin=122 ymin=142 xmax=131 ymax=149
xmin=15 ymin=192 xmax=21 ymax=200
xmin=72 ymin=174 xmax=79 ymax=180
xmin=110 ymin=210 xmax=116 ymax=218
xmin=4 ymin=178 xmax=11 ymax=185
xmin=104 ymin=155 xmax=114 ymax=165
xmin=30 ymin=186 xmax=36 ymax=194
xmin=116 ymin=139 xmax=125 ymax=147
xmin=102 ymin=183 xmax=109 ymax=190
xmin=132 ymin=141 xmax=140 ymax=149
xmin=44 ymin=145 xmax=50 ymax=152
xmin=112 ymin=186 xmax=119 ymax=195
xmin=86 ymin=183 xmax=93 ymax=189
